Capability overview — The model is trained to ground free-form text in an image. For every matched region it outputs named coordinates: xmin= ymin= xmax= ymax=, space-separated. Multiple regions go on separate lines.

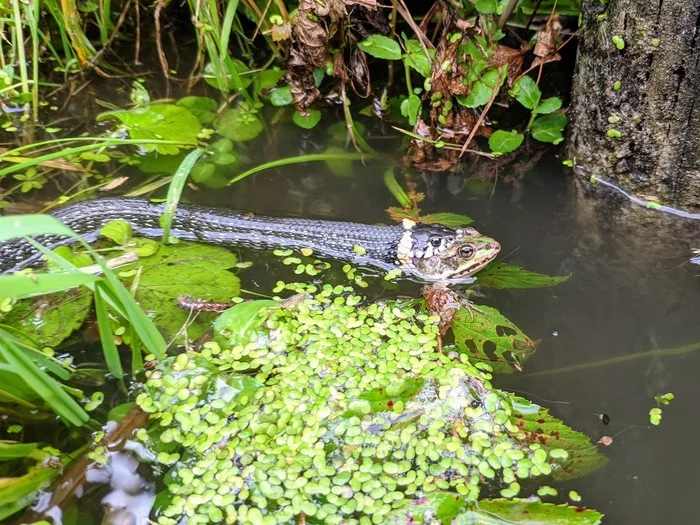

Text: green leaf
xmin=292 ymin=109 xmax=322 ymax=129
xmin=136 ymin=151 xmax=188 ymax=175
xmin=100 ymin=220 xmax=133 ymax=245
xmin=2 ymin=289 xmax=93 ymax=347
xmin=400 ymin=95 xmax=421 ymax=126
xmin=457 ymin=81 xmax=492 ymax=108
xmin=510 ymin=396 xmax=609 ymax=480
xmin=350 ymin=378 xmax=424 ymax=415
xmin=176 ymin=96 xmax=218 ymax=124
xmin=383 ymin=169 xmax=412 ymax=207
xmin=488 ymin=130 xmax=524 ymax=154
xmin=534 ymin=96 xmax=563 ymax=114
xmin=0 ymin=462 xmax=62 ymax=519
xmin=532 ymin=114 xmax=568 ymax=144
xmin=122 ymin=242 xmax=241 ymax=340
xmin=476 ymin=263 xmax=570 ymax=289
xmin=203 ymin=59 xmax=253 ymax=91
xmin=214 ymin=300 xmax=279 ymax=345
xmin=458 ymin=499 xmax=603 ymax=524
xmin=510 ymin=75 xmax=541 ymax=110
xmin=418 ymin=212 xmax=473 ymax=227
xmin=474 ymin=0 xmax=498 ymax=14
xmin=98 ymin=104 xmax=201 ymax=155
xmin=0 ymin=272 xmax=98 ymax=299
xmin=451 ymin=305 xmax=536 ymax=373
xmin=269 ymin=85 xmax=293 ymax=106
xmin=403 ymin=39 xmax=433 ymax=77
xmin=215 ymin=108 xmax=263 ymax=142
xmin=258 ymin=68 xmax=286 ymax=90
xmin=358 ymin=34 xmax=402 ymax=60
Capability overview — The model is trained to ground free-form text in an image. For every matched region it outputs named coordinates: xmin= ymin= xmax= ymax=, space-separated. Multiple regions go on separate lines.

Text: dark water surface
xmin=11 ymin=109 xmax=700 ymax=523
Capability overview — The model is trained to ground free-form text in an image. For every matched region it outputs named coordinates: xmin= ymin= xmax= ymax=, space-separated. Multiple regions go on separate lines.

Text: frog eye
xmin=429 ymin=237 xmax=442 ymax=247
xmin=458 ymin=244 xmax=475 ymax=259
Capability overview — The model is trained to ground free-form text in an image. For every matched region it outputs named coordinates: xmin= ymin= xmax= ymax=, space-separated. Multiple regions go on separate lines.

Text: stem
xmin=11 ymin=0 xmax=30 ymax=109
xmin=403 ymin=59 xmax=413 ymax=94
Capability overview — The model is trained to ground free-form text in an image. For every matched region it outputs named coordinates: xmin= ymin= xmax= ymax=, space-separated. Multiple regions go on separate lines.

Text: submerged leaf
xmin=215 ymin=108 xmax=263 ymax=142
xmin=451 ymin=305 xmax=536 ymax=373
xmin=477 ymin=263 xmax=570 ymax=289
xmin=176 ymin=96 xmax=218 ymax=124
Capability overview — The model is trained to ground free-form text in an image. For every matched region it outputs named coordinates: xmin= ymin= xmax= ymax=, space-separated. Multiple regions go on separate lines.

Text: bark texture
xmin=568 ymin=0 xmax=700 ymax=211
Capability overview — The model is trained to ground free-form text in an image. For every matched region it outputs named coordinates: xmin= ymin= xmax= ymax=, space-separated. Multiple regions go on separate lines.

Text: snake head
xmin=397 ymin=221 xmax=501 ymax=282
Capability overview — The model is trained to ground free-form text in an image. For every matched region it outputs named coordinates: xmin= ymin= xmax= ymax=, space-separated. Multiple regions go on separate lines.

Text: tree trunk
xmin=567 ymin=0 xmax=700 ymax=212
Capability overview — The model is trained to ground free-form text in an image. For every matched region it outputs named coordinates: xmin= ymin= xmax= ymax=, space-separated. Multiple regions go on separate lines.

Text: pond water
xmin=6 ymin=102 xmax=700 ymax=524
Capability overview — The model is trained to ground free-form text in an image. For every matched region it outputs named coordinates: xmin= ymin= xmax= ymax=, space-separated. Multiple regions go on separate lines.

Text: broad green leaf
xmin=2 ymin=289 xmax=93 ymax=347
xmin=136 ymin=151 xmax=187 ymax=175
xmin=510 ymin=396 xmax=609 ymax=481
xmin=477 ymin=263 xmax=570 ymax=289
xmin=510 ymin=75 xmax=541 ymax=110
xmin=258 ymin=68 xmax=286 ymax=90
xmin=214 ymin=300 xmax=279 ymax=345
xmin=403 ymin=39 xmax=433 ymax=77
xmin=0 ymin=273 xmax=98 ymax=299
xmin=97 ymin=104 xmax=201 ymax=155
xmin=176 ymin=96 xmax=218 ymax=124
xmin=457 ymin=81 xmax=492 ymax=108
xmin=532 ymin=114 xmax=568 ymax=144
xmin=269 ymin=85 xmax=293 ymax=106
xmin=451 ymin=305 xmax=536 ymax=373
xmin=122 ymin=242 xmax=241 ymax=340
xmin=418 ymin=212 xmax=473 ymax=227
xmin=292 ymin=109 xmax=322 ymax=129
xmin=203 ymin=59 xmax=253 ymax=91
xmin=488 ymin=130 xmax=524 ymax=155
xmin=358 ymin=34 xmax=402 ymax=60
xmin=400 ymin=94 xmax=421 ymax=125
xmin=215 ymin=108 xmax=263 ymax=142
xmin=475 ymin=0 xmax=498 ymax=14
xmin=100 ymin=220 xmax=132 ymax=245
xmin=457 ymin=499 xmax=603 ymax=524
xmin=534 ymin=96 xmax=563 ymax=115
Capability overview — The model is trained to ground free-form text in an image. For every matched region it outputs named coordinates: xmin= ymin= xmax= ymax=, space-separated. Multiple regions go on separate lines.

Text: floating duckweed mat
xmin=135 ymin=282 xmax=603 ymax=524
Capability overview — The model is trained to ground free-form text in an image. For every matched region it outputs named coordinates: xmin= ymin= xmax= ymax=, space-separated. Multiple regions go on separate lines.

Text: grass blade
xmin=161 ymin=148 xmax=204 ymax=244
xmin=93 ymin=283 xmax=123 ymax=379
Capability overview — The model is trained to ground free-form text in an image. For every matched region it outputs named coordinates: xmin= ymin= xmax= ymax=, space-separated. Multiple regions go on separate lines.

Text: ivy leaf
xmin=476 ymin=262 xmax=570 ymax=289
xmin=292 ymin=109 xmax=322 ymax=129
xmin=98 ymin=104 xmax=201 ymax=155
xmin=176 ymin=96 xmax=218 ymax=124
xmin=488 ymin=130 xmax=524 ymax=155
xmin=534 ymin=96 xmax=563 ymax=115
xmin=510 ymin=395 xmax=609 ymax=481
xmin=510 ymin=75 xmax=541 ymax=110
xmin=215 ymin=108 xmax=263 ymax=142
xmin=474 ymin=0 xmax=499 ymax=14
xmin=532 ymin=114 xmax=568 ymax=144
xmin=451 ymin=305 xmax=536 ymax=374
xmin=358 ymin=34 xmax=402 ymax=60
xmin=121 ymin=242 xmax=241 ymax=340
xmin=400 ymin=94 xmax=421 ymax=125
xmin=418 ymin=212 xmax=473 ymax=227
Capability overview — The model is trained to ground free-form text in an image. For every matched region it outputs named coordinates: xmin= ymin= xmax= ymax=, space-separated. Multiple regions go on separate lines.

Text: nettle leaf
xmin=358 ymin=34 xmax=402 ymax=60
xmin=534 ymin=96 xmax=563 ymax=115
xmin=418 ymin=212 xmax=473 ymax=227
xmin=459 ymin=499 xmax=604 ymax=524
xmin=488 ymin=130 xmax=524 ymax=155
xmin=121 ymin=242 xmax=241 ymax=340
xmin=510 ymin=75 xmax=541 ymax=110
xmin=292 ymin=109 xmax=322 ymax=129
xmin=474 ymin=0 xmax=499 ymax=14
xmin=215 ymin=108 xmax=263 ymax=142
xmin=477 ymin=262 xmax=570 ymax=289
xmin=400 ymin=94 xmax=421 ymax=125
xmin=2 ymin=289 xmax=93 ymax=347
xmin=451 ymin=305 xmax=536 ymax=374
xmin=176 ymin=96 xmax=218 ymax=124
xmin=532 ymin=114 xmax=568 ymax=144
xmin=99 ymin=104 xmax=201 ymax=155
xmin=510 ymin=395 xmax=609 ymax=481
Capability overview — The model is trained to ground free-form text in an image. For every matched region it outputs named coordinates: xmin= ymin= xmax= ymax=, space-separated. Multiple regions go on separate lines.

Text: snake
xmin=0 ymin=198 xmax=501 ymax=281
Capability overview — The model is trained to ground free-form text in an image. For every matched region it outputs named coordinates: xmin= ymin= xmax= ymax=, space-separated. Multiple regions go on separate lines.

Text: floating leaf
xmin=510 ymin=75 xmax=541 ymax=110
xmin=292 ymin=109 xmax=321 ymax=129
xmin=451 ymin=305 xmax=536 ymax=373
xmin=214 ymin=300 xmax=279 ymax=345
xmin=98 ymin=104 xmax=201 ymax=155
xmin=346 ymin=378 xmax=424 ymax=416
xmin=136 ymin=151 xmax=187 ymax=175
xmin=176 ymin=96 xmax=218 ymax=124
xmin=476 ymin=262 xmax=570 ymax=289
xmin=269 ymin=85 xmax=293 ymax=106
xmin=510 ymin=395 xmax=609 ymax=480
xmin=215 ymin=108 xmax=263 ymax=142
xmin=100 ymin=220 xmax=133 ymax=245
xmin=358 ymin=34 xmax=402 ymax=60
xmin=459 ymin=499 xmax=603 ymax=524
xmin=534 ymin=96 xmax=563 ymax=114
xmin=489 ymin=130 xmax=524 ymax=155
xmin=532 ymin=114 xmax=568 ymax=144
xmin=122 ymin=242 xmax=241 ymax=340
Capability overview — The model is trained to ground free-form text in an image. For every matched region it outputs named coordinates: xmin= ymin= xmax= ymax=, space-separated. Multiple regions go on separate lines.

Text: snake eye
xmin=458 ymin=244 xmax=475 ymax=259
xmin=430 ymin=237 xmax=442 ymax=247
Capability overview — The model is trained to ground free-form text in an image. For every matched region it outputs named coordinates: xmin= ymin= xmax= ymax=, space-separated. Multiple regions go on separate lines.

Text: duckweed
xmin=137 ymin=281 xmax=573 ymax=524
